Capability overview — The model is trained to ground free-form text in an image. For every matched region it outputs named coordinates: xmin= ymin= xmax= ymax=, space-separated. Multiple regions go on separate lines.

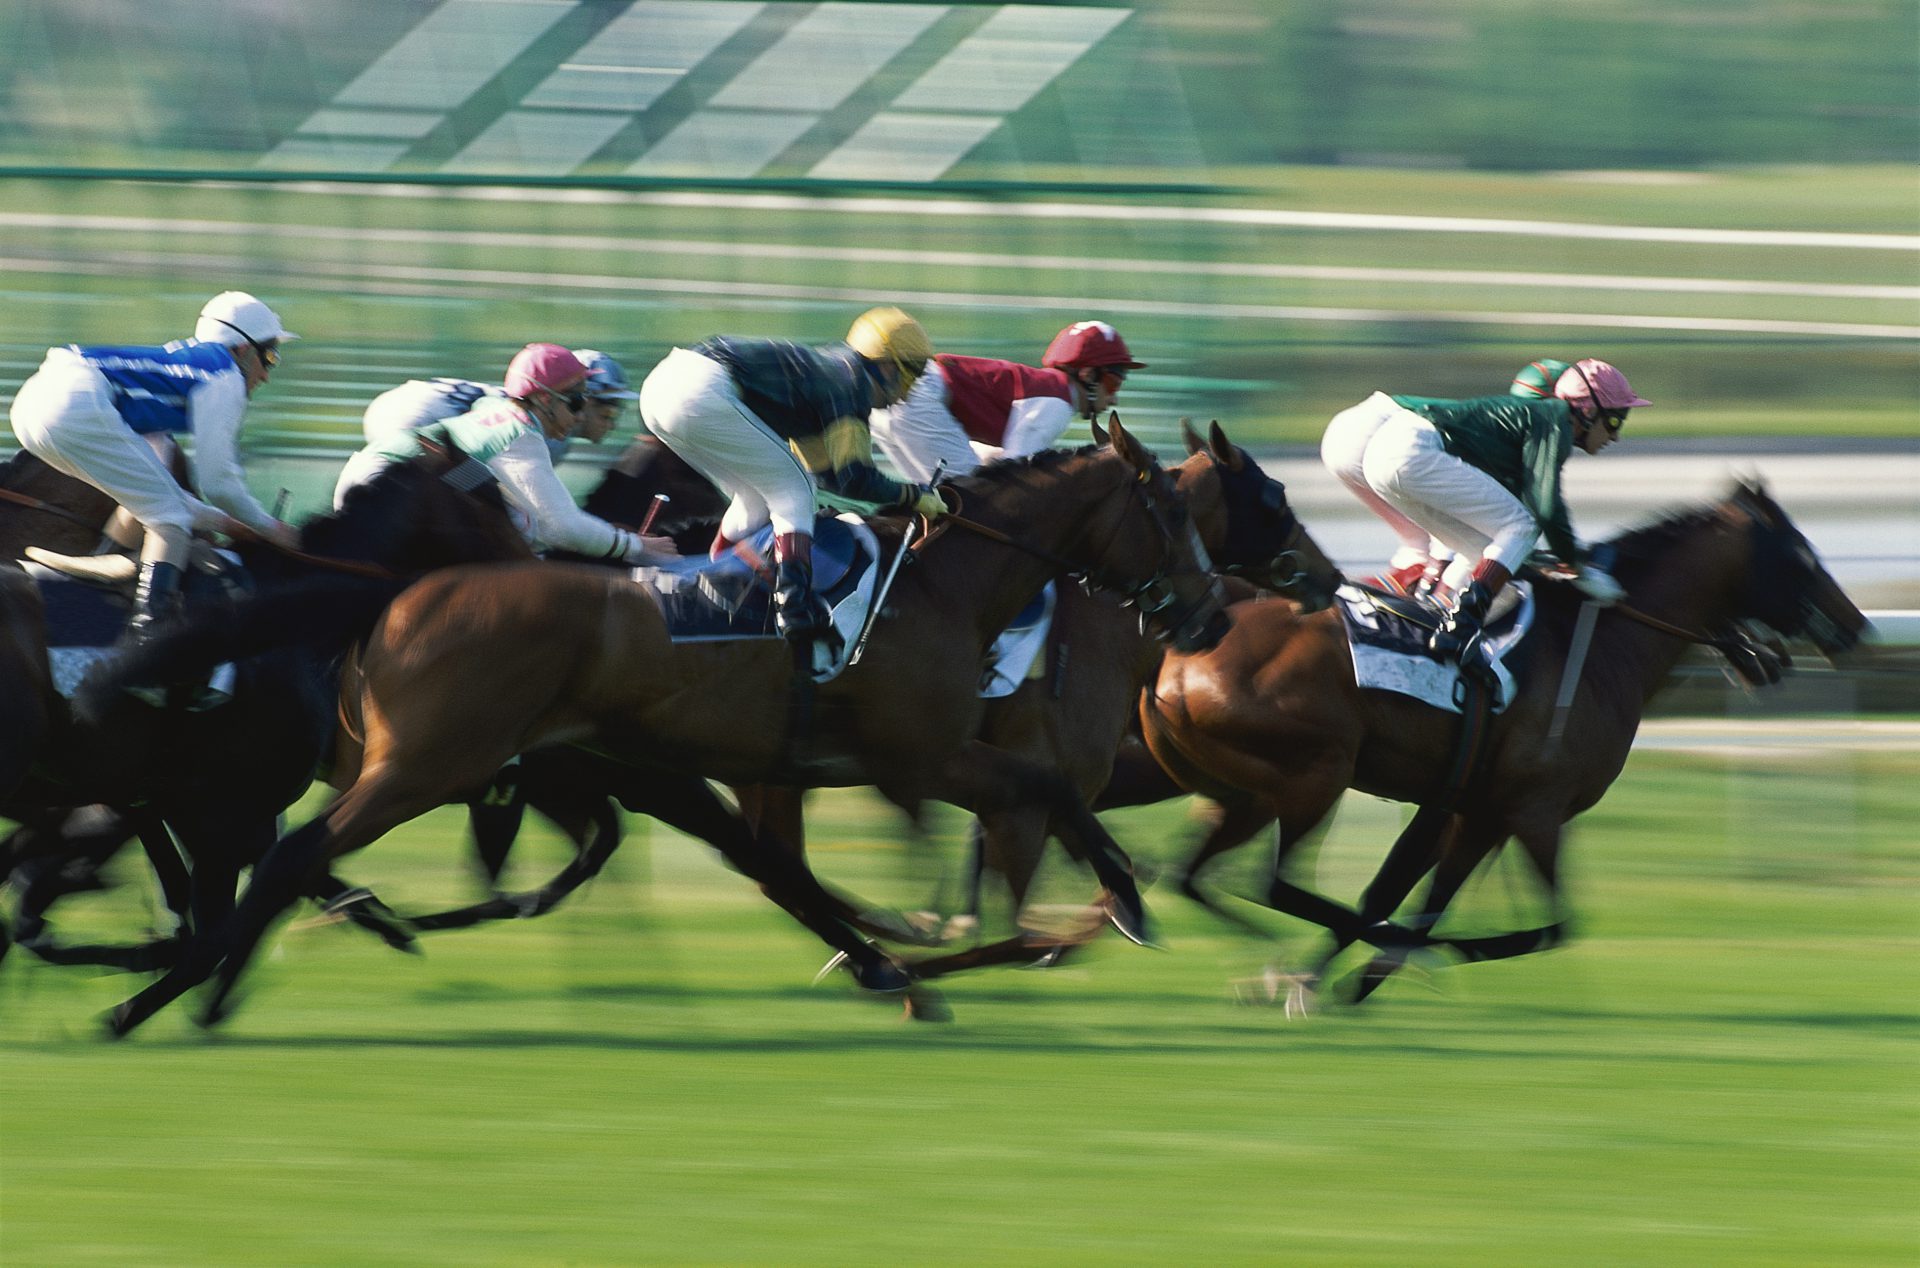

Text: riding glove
xmin=911 ymin=488 xmax=949 ymax=520
xmin=1572 ymin=565 xmax=1626 ymax=605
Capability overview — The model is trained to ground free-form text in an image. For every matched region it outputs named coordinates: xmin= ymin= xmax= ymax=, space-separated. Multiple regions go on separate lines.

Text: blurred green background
xmin=1 ymin=0 xmax=1914 ymax=477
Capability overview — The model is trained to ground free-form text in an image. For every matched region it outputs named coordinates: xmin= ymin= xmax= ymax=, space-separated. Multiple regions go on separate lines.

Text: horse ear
xmin=1107 ymin=413 xmax=1150 ymax=472
xmin=1179 ymin=417 xmax=1205 ymax=456
xmin=1208 ymin=420 xmax=1244 ymax=472
xmin=1089 ymin=415 xmax=1110 ymax=445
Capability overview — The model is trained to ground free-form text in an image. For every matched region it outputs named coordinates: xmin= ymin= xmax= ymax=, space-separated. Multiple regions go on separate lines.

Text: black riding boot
xmin=772 ymin=532 xmax=841 ymax=671
xmin=1429 ymin=560 xmax=1510 ymax=662
xmin=128 ymin=560 xmax=184 ymax=645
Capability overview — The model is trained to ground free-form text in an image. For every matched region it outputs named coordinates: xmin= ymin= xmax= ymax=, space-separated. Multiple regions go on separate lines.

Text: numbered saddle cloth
xmin=1336 ymin=580 xmax=1534 ymax=713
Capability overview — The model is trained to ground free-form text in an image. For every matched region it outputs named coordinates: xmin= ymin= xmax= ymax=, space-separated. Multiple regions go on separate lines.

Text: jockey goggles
xmin=208 ymin=318 xmax=280 ymax=367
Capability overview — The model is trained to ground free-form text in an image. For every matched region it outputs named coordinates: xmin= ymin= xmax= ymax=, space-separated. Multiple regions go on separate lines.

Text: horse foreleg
xmin=109 ymin=766 xmax=455 ymax=1036
xmin=932 ymin=741 xmax=1152 ymax=947
xmin=1416 ymin=820 xmax=1573 ymax=970
xmin=410 ymin=787 xmax=622 ymax=931
xmin=1171 ymin=795 xmax=1280 ymax=935
xmin=465 ymin=788 xmax=528 ymax=890
xmin=1303 ymin=804 xmax=1457 ymax=984
xmin=612 ymin=774 xmax=912 ymax=995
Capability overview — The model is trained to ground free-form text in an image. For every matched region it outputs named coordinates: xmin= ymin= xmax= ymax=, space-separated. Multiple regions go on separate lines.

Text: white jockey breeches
xmin=8 ymin=351 xmax=215 ymax=536
xmin=332 ymin=448 xmax=394 ymax=509
xmin=641 ymin=348 xmax=815 ymax=542
xmin=361 ymin=382 xmax=459 ymax=447
xmin=1325 ymin=393 xmax=1539 ymax=578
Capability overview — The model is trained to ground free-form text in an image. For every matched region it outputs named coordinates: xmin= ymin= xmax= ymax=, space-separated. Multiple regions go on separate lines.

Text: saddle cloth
xmin=980 ymin=582 xmax=1055 ymax=698
xmin=632 ymin=513 xmax=883 ymax=683
xmin=20 ymin=553 xmax=241 ymax=705
xmin=1337 ymin=579 xmax=1534 ymax=713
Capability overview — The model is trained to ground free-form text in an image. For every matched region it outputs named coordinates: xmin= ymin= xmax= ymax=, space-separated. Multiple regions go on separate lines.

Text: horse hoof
xmin=852 ymin=958 xmax=912 ymax=994
xmin=902 ymin=986 xmax=952 ymax=1023
xmin=102 ymin=1003 xmax=142 ymax=1040
xmin=811 ymin=951 xmax=851 ymax=986
xmin=1100 ymin=892 xmax=1157 ymax=949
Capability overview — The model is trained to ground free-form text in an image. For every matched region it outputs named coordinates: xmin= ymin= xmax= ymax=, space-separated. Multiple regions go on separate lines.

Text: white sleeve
xmin=187 ymin=368 xmax=279 ymax=532
xmin=998 ymin=395 xmax=1075 ymax=459
xmin=869 ymin=365 xmax=979 ymax=484
xmin=489 ymin=429 xmax=640 ymax=560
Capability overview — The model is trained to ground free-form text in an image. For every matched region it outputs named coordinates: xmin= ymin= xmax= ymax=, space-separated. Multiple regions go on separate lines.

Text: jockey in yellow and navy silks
xmin=340 ymin=344 xmax=669 ymax=565
xmin=1321 ymin=358 xmax=1649 ymax=662
xmin=6 ymin=291 xmax=300 ymax=642
xmin=638 ymin=308 xmax=947 ymax=666
xmin=871 ymin=320 xmax=1144 ymax=483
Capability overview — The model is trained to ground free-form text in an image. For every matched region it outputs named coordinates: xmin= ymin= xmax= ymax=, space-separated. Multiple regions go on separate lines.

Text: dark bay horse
xmin=436 ymin=421 xmax=1343 ymax=961
xmin=792 ymin=421 xmax=1343 ymax=976
xmin=1136 ymin=480 xmax=1868 ymax=1003
xmin=0 ymin=453 xmax=534 ymax=969
xmin=107 ymin=422 xmax=1234 ymax=1034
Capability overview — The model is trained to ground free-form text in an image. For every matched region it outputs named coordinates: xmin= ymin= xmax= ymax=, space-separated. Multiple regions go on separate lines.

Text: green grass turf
xmin=2 ymin=749 xmax=1916 ymax=1265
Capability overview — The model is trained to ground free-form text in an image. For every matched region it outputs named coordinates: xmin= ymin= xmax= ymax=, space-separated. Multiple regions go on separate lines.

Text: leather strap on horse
xmin=0 ymin=485 xmax=105 ymax=531
xmin=2 ymin=484 xmax=398 ymax=581
xmin=1437 ymin=665 xmax=1496 ymax=814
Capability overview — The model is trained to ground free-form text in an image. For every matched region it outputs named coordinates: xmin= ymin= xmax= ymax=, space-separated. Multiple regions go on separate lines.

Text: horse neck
xmin=922 ymin=459 xmax=1130 ymax=646
xmin=1587 ymin=519 xmax=1750 ymax=706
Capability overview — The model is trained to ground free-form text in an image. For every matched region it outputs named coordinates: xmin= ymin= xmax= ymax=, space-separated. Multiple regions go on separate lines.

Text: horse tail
xmin=93 ymin=573 xmax=409 ymax=693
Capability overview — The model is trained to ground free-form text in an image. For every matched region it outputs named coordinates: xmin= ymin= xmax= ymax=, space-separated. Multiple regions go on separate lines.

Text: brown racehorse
xmin=420 ymin=420 xmax=1342 ymax=944
xmin=804 ymin=422 xmax=1343 ymax=977
xmin=106 ymin=422 xmax=1234 ymax=1034
xmin=0 ymin=449 xmax=137 ymax=560
xmin=0 ymin=452 xmax=534 ymax=969
xmin=1136 ymin=479 xmax=1867 ymax=1003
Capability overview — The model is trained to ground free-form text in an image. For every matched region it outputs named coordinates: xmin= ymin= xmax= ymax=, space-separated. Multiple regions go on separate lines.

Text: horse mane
xmin=942 ymin=444 xmax=1107 ymax=499
xmin=1600 ymin=478 xmax=1771 ymax=572
xmin=1600 ymin=504 xmax=1723 ymax=567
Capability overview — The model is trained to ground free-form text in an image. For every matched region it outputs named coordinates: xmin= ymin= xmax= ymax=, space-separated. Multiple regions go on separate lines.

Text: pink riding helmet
xmin=504 ymin=343 xmax=588 ymax=399
xmin=1556 ymin=359 xmax=1650 ymax=411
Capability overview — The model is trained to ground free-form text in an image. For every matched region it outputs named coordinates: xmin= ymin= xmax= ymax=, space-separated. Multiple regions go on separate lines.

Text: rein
xmin=1611 ymin=601 xmax=1746 ymax=653
xmin=0 ymin=485 xmax=105 ymax=530
xmin=1 ymin=484 xmax=397 ymax=579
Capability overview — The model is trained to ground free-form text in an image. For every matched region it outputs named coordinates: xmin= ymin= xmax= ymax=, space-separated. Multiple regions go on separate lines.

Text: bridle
xmin=1599 ymin=506 xmax=1843 ymax=657
xmin=1220 ymin=472 xmax=1334 ymax=599
xmin=938 ymin=461 xmax=1221 ymax=647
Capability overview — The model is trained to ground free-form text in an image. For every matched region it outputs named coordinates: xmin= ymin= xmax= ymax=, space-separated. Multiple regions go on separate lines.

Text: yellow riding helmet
xmin=846 ymin=306 xmax=932 ymax=393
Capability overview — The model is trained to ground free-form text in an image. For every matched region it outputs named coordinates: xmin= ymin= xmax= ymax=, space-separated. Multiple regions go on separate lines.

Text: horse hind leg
xmin=608 ymin=772 xmax=917 ymax=997
xmin=1172 ymin=794 xmax=1280 ymax=935
xmin=107 ymin=765 xmax=467 ymax=1037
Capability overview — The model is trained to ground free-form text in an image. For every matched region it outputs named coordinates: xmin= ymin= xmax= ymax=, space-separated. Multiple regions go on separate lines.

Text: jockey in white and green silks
xmin=336 ymin=343 xmax=667 ymax=565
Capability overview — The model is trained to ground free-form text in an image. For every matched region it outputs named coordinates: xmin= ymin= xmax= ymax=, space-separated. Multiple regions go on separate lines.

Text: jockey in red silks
xmin=871 ymin=319 xmax=1144 ymax=483
xmin=1320 ymin=358 xmax=1650 ymax=663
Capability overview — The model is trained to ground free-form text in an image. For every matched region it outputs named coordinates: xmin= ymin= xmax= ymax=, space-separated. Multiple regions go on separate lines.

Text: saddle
xmin=633 ymin=513 xmax=887 ymax=684
xmin=1337 ymin=578 xmax=1533 ymax=713
xmin=19 ymin=545 xmax=248 ymax=706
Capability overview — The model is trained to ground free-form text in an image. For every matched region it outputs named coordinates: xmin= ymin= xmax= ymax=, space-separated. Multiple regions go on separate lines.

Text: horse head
xmin=1177 ymin=418 xmax=1343 ymax=611
xmin=1087 ymin=416 xmax=1233 ymax=653
xmin=305 ymin=452 xmax=534 ymax=573
xmin=1727 ymin=478 xmax=1867 ymax=658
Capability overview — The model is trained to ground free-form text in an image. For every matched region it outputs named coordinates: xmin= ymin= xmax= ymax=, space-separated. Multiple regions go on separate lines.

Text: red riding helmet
xmin=1042 ymin=321 xmax=1146 ymax=372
